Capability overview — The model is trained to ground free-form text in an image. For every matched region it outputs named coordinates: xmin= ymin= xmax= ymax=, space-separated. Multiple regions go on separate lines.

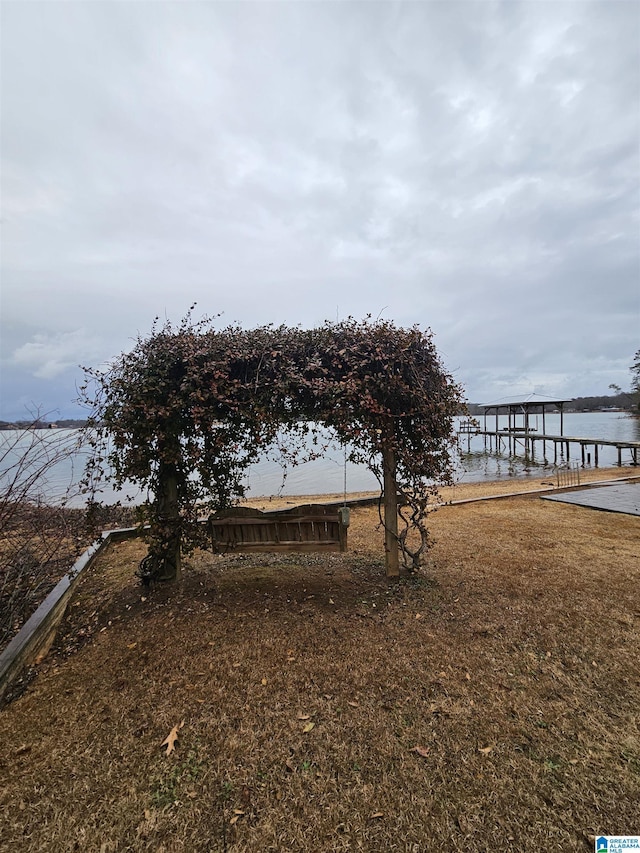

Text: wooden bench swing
xmin=209 ymin=504 xmax=350 ymax=554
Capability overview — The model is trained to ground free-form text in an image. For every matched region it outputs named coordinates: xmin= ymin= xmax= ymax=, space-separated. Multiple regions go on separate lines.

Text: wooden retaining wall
xmin=0 ymin=527 xmax=139 ymax=705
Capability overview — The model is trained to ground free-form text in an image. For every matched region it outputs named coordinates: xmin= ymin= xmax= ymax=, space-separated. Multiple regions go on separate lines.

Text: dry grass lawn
xmin=0 ymin=474 xmax=638 ymax=852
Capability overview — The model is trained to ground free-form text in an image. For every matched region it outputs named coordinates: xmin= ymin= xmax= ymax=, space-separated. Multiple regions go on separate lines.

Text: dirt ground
xmin=0 ymin=472 xmax=638 ymax=852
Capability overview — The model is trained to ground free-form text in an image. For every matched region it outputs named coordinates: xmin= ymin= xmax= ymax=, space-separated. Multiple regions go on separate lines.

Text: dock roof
xmin=480 ymin=394 xmax=572 ymax=411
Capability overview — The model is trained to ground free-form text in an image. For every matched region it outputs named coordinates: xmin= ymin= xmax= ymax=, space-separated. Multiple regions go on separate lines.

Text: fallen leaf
xmin=261 ymin=678 xmax=267 ymax=685
xmin=347 ymin=701 xmax=359 ymax=708
xmin=233 ymin=809 xmax=245 ymax=815
xmin=370 ymin=812 xmax=384 ymax=819
xmin=411 ymin=745 xmax=430 ymax=758
xmin=302 ymin=721 xmax=315 ymax=733
xmin=478 ymin=745 xmax=494 ymax=755
xmin=297 ymin=713 xmax=311 ymax=720
xmin=161 ymin=720 xmax=185 ymax=756
xmin=127 ymin=642 xmax=137 ymax=649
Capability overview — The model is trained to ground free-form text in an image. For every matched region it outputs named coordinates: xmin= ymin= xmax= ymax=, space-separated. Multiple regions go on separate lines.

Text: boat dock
xmin=463 ymin=429 xmax=639 ymax=467
xmin=458 ymin=395 xmax=639 ymax=468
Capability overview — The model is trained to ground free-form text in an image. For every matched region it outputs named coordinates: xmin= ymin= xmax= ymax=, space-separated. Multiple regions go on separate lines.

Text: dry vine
xmin=81 ymin=315 xmax=462 ymax=576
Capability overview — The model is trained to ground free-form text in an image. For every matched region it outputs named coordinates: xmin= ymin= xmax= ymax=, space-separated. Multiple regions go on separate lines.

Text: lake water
xmin=1 ymin=411 xmax=638 ymax=506
xmin=454 ymin=411 xmax=640 ymax=485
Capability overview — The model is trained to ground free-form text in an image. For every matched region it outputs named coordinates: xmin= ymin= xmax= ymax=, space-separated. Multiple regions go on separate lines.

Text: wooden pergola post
xmin=382 ymin=422 xmax=400 ymax=578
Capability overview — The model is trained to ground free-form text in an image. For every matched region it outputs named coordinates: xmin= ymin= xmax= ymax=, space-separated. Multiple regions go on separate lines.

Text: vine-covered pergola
xmin=83 ymin=317 xmax=462 ymax=579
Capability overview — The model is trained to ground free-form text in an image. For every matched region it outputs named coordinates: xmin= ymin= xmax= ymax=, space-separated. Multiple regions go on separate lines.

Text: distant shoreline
xmin=0 ymin=420 xmax=87 ymax=431
xmin=1 ymin=404 xmax=638 ymax=431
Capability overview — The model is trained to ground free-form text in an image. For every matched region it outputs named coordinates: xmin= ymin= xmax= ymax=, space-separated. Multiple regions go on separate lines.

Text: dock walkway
xmin=459 ymin=429 xmax=639 ymax=467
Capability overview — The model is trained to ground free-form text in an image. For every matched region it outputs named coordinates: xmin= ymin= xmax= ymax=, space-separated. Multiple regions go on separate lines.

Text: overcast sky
xmin=1 ymin=0 xmax=638 ymax=420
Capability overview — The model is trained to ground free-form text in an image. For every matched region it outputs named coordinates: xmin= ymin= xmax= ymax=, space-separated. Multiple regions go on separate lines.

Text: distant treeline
xmin=566 ymin=392 xmax=638 ymax=412
xmin=464 ymin=392 xmax=637 ymax=416
xmin=0 ymin=419 xmax=88 ymax=430
xmin=1 ymin=391 xmax=637 ymax=429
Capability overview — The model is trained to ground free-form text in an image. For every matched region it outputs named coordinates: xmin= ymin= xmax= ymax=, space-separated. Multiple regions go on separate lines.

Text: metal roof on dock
xmin=480 ymin=394 xmax=572 ymax=411
xmin=478 ymin=394 xmax=573 ymax=436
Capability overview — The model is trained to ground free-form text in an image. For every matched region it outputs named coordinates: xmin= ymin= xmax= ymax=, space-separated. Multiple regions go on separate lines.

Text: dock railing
xmin=555 ymin=463 xmax=581 ymax=488
xmin=458 ymin=418 xmax=480 ymax=434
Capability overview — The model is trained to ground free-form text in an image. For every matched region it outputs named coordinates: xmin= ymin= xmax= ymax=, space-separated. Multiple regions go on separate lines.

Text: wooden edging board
xmin=0 ymin=526 xmax=140 ymax=705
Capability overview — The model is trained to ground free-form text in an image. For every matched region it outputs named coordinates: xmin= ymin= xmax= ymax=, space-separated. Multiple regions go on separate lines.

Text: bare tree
xmin=0 ymin=414 xmax=86 ymax=649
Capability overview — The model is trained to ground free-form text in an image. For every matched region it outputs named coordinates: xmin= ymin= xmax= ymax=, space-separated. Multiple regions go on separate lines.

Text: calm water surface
xmin=457 ymin=412 xmax=639 ymax=481
xmin=1 ymin=412 xmax=638 ymax=506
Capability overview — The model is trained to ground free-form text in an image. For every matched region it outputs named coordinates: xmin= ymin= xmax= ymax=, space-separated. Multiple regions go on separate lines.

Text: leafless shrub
xmin=0 ymin=415 xmax=86 ymax=648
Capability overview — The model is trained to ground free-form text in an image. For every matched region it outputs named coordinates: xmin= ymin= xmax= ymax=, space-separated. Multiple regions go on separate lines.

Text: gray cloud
xmin=1 ymin=0 xmax=638 ymax=418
